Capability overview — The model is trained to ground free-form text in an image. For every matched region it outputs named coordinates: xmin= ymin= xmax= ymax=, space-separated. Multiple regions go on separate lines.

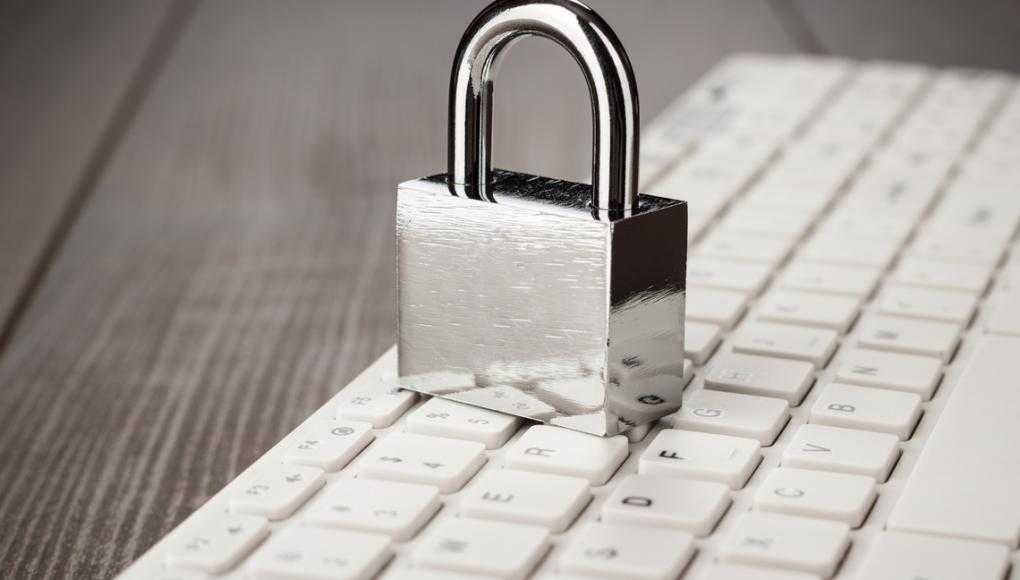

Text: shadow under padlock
xmin=395 ymin=0 xmax=688 ymax=437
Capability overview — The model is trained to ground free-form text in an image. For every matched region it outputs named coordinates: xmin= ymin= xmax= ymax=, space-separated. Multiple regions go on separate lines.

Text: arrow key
xmin=229 ymin=464 xmax=326 ymax=520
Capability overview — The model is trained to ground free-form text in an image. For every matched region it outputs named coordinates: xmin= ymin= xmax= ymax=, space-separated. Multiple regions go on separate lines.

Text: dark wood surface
xmin=0 ymin=1 xmax=1017 ymax=578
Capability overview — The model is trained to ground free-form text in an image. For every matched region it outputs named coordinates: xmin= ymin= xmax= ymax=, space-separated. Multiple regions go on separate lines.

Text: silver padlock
xmin=396 ymin=0 xmax=687 ymax=436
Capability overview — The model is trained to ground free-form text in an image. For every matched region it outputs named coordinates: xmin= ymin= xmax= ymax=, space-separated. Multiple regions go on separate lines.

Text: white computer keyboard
xmin=119 ymin=53 xmax=1020 ymax=580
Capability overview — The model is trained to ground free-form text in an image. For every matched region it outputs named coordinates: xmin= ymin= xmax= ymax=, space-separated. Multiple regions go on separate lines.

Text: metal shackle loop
xmin=448 ymin=0 xmax=640 ymax=212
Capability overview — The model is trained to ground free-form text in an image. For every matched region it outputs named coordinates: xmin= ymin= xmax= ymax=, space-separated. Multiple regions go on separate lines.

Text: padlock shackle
xmin=449 ymin=0 xmax=640 ymax=212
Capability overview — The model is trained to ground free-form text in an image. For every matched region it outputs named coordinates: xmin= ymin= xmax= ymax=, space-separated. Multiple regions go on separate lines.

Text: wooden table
xmin=1 ymin=1 xmax=1017 ymax=577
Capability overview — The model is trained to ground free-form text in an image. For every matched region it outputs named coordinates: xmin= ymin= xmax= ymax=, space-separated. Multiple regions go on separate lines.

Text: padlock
xmin=395 ymin=0 xmax=688 ymax=436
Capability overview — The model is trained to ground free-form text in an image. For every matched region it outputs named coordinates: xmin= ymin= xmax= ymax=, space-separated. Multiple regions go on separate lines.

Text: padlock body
xmin=396 ymin=170 xmax=687 ymax=436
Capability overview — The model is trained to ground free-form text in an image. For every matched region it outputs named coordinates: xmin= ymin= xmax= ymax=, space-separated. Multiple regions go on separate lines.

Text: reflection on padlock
xmin=396 ymin=0 xmax=688 ymax=436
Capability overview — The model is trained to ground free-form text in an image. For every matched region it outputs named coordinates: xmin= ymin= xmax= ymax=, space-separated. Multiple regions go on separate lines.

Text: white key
xmin=558 ymin=523 xmax=695 ymax=580
xmin=695 ymin=231 xmax=794 ymax=269
xmin=412 ymin=518 xmax=548 ymax=579
xmin=856 ymin=531 xmax=1010 ymax=580
xmin=697 ymin=563 xmax=821 ymax=580
xmin=382 ymin=569 xmax=482 ymax=580
xmin=164 ymin=513 xmax=268 ymax=573
xmin=783 ymin=424 xmax=899 ymax=482
xmin=405 ymin=398 xmax=520 ymax=449
xmin=447 ymin=386 xmax=558 ymax=420
xmin=337 ymin=382 xmax=417 ymax=428
xmin=229 ymin=465 xmax=325 ymax=520
xmin=358 ymin=432 xmax=486 ymax=493
xmin=504 ymin=425 xmax=628 ymax=485
xmin=888 ymin=336 xmax=1020 ymax=545
xmin=798 ymin=234 xmax=899 ymax=269
xmin=776 ymin=261 xmax=881 ymax=298
xmin=285 ymin=419 xmax=373 ymax=471
xmin=985 ymin=287 xmax=1020 ymax=337
xmin=810 ymin=383 xmax=921 ymax=439
xmin=704 ymin=352 xmax=815 ymax=404
xmin=685 ymin=287 xmax=749 ymax=329
xmin=756 ymin=290 xmax=860 ymax=332
xmin=856 ymin=314 xmax=960 ymax=362
xmin=302 ymin=478 xmax=440 ymax=541
xmin=907 ymin=227 xmax=1008 ymax=265
xmin=876 ymin=285 xmax=979 ymax=325
xmin=247 ymin=526 xmax=391 ymax=580
xmin=834 ymin=348 xmax=942 ymax=400
xmin=602 ymin=474 xmax=730 ymax=536
xmin=753 ymin=467 xmax=876 ymax=527
xmin=891 ymin=257 xmax=993 ymax=293
xmin=717 ymin=206 xmax=814 ymax=240
xmin=687 ymin=257 xmax=772 ymax=294
xmin=685 ymin=321 xmax=723 ymax=364
xmin=640 ymin=429 xmax=761 ymax=489
xmin=719 ymin=512 xmax=850 ymax=578
xmin=670 ymin=389 xmax=789 ymax=445
xmin=732 ymin=321 xmax=838 ymax=368
xmin=459 ymin=469 xmax=590 ymax=532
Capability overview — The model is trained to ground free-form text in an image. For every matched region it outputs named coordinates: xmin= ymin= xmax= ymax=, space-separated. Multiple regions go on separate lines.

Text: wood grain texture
xmin=0 ymin=0 xmax=177 ymax=342
xmin=0 ymin=1 xmax=801 ymax=578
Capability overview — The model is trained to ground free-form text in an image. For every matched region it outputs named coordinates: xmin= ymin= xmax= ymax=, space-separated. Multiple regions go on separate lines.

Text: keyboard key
xmin=358 ymin=432 xmax=485 ymax=493
xmin=704 ymin=352 xmax=815 ymax=404
xmin=640 ymin=429 xmax=761 ymax=489
xmin=302 ymin=478 xmax=441 ymax=541
xmin=834 ymin=348 xmax=942 ymax=400
xmin=337 ymin=382 xmax=417 ymax=428
xmin=558 ymin=522 xmax=695 ymax=580
xmin=753 ymin=467 xmax=876 ymax=527
xmin=685 ymin=287 xmax=749 ymax=329
xmin=876 ymin=285 xmax=979 ymax=325
xmin=412 ymin=518 xmax=548 ymax=578
xmin=719 ymin=512 xmax=850 ymax=578
xmin=856 ymin=531 xmax=1010 ymax=580
xmin=602 ymin=474 xmax=730 ymax=536
xmin=229 ymin=465 xmax=325 ymax=520
xmin=732 ymin=321 xmax=838 ymax=368
xmin=856 ymin=314 xmax=960 ymax=362
xmin=382 ymin=569 xmax=481 ymax=580
xmin=459 ymin=469 xmax=590 ymax=532
xmin=907 ymin=226 xmax=1009 ymax=265
xmin=164 ymin=513 xmax=269 ymax=573
xmin=891 ymin=257 xmax=993 ymax=293
xmin=756 ymin=290 xmax=860 ymax=332
xmin=405 ymin=397 xmax=520 ymax=449
xmin=810 ymin=383 xmax=921 ymax=439
xmin=447 ymin=385 xmax=559 ymax=420
xmin=684 ymin=321 xmax=723 ymax=364
xmin=697 ymin=563 xmax=821 ymax=580
xmin=799 ymin=234 xmax=899 ymax=269
xmin=985 ymin=287 xmax=1020 ymax=337
xmin=888 ymin=336 xmax=1020 ymax=545
xmin=687 ymin=257 xmax=772 ymax=294
xmin=775 ymin=261 xmax=881 ymax=298
xmin=284 ymin=419 xmax=373 ymax=471
xmin=782 ymin=424 xmax=899 ymax=482
xmin=695 ymin=231 xmax=794 ymax=269
xmin=670 ymin=389 xmax=789 ymax=444
xmin=247 ymin=526 xmax=391 ymax=580
xmin=504 ymin=425 xmax=628 ymax=485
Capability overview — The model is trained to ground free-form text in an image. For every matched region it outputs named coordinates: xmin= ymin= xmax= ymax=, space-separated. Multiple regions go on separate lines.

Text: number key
xmin=405 ymin=397 xmax=520 ymax=449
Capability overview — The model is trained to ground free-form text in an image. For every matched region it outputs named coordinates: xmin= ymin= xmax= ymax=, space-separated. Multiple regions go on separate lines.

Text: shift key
xmin=887 ymin=336 xmax=1020 ymax=546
